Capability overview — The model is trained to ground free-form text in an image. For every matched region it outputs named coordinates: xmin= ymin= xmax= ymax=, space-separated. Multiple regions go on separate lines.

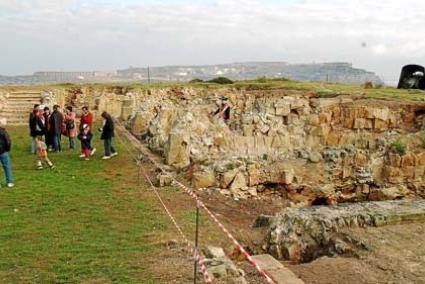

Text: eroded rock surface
xmin=125 ymin=87 xmax=425 ymax=203
xmin=261 ymin=200 xmax=425 ymax=263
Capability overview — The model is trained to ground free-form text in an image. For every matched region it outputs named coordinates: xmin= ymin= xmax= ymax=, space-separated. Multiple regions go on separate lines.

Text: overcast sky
xmin=1 ymin=0 xmax=425 ymax=82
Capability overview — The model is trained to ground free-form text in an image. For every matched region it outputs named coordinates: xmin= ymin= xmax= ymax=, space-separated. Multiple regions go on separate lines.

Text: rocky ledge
xmin=260 ymin=200 xmax=425 ymax=263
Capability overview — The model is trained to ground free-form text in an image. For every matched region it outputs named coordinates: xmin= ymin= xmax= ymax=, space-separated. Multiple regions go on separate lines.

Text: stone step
xmin=252 ymin=254 xmax=304 ymax=284
xmin=5 ymin=101 xmax=37 ymax=104
xmin=7 ymin=97 xmax=42 ymax=101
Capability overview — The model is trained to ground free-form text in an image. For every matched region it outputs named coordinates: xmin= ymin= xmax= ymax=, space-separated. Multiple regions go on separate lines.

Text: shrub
xmin=208 ymin=77 xmax=234 ymax=84
xmin=391 ymin=141 xmax=406 ymax=156
xmin=189 ymin=78 xmax=204 ymax=83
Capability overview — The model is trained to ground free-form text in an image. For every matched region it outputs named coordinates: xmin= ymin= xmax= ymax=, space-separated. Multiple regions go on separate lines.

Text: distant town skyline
xmin=1 ymin=0 xmax=424 ymax=84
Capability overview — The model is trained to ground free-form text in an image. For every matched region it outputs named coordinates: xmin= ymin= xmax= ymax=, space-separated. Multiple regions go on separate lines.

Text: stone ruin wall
xmin=125 ymin=87 xmax=425 ymax=206
xmin=6 ymin=86 xmax=146 ymax=121
xmin=31 ymin=86 xmax=425 ymax=206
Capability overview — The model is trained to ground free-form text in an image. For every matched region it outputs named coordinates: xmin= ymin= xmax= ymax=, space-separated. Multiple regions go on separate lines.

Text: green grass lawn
xmin=0 ymin=126 xmax=168 ymax=284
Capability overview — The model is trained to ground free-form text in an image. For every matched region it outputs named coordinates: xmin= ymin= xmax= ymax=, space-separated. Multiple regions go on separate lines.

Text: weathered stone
xmin=192 ymin=168 xmax=216 ymax=189
xmin=202 ymin=246 xmax=247 ymax=283
xmin=165 ymin=132 xmax=190 ymax=168
xmin=156 ymin=173 xmax=173 ymax=187
xmin=308 ymin=151 xmax=322 ymax=163
xmin=263 ymin=200 xmax=425 ymax=262
xmin=369 ymin=186 xmax=410 ymax=201
xmin=252 ymin=254 xmax=305 ymax=284
xmin=230 ymin=172 xmax=247 ymax=190
xmin=203 ymin=246 xmax=226 ymax=259
xmin=274 ymin=101 xmax=291 ymax=116
xmin=221 ymin=169 xmax=239 ymax=188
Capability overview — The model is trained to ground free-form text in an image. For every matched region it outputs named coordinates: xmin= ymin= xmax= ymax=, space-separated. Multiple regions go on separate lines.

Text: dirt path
xmin=290 ymin=223 xmax=425 ymax=284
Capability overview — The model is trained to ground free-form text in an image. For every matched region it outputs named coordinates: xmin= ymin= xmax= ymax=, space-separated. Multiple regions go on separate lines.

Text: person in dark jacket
xmin=43 ymin=106 xmax=53 ymax=151
xmin=211 ymin=96 xmax=231 ymax=125
xmin=77 ymin=124 xmax=93 ymax=161
xmin=50 ymin=105 xmax=63 ymax=152
xmin=29 ymin=104 xmax=44 ymax=154
xmin=0 ymin=119 xmax=14 ymax=188
xmin=99 ymin=111 xmax=117 ymax=160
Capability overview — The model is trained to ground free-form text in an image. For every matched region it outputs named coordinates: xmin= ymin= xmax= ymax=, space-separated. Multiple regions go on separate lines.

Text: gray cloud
xmin=1 ymin=0 xmax=424 ymax=83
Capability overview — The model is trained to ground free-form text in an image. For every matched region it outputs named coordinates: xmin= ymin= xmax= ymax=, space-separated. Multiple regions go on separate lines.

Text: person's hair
xmin=44 ymin=106 xmax=50 ymax=111
xmin=66 ymin=106 xmax=73 ymax=112
xmin=53 ymin=104 xmax=60 ymax=110
xmin=101 ymin=111 xmax=112 ymax=120
xmin=82 ymin=106 xmax=88 ymax=111
xmin=36 ymin=135 xmax=43 ymax=140
xmin=33 ymin=104 xmax=39 ymax=109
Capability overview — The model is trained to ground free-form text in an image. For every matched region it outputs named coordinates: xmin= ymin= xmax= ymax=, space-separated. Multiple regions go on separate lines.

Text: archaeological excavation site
xmin=2 ymin=81 xmax=424 ymax=283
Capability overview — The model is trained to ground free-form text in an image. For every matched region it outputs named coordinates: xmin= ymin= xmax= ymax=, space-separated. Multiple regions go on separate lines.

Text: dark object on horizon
xmin=208 ymin=77 xmax=234 ymax=84
xmin=398 ymin=65 xmax=425 ymax=90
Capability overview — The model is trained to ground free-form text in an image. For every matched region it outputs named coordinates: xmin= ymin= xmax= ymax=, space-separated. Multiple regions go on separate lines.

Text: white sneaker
xmin=91 ymin=148 xmax=96 ymax=155
xmin=6 ymin=183 xmax=14 ymax=188
xmin=102 ymin=156 xmax=111 ymax=160
xmin=111 ymin=152 xmax=118 ymax=157
xmin=79 ymin=154 xmax=85 ymax=158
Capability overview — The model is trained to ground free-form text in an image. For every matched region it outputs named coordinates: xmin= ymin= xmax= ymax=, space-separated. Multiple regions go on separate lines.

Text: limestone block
xmin=165 ymin=132 xmax=190 ymax=168
xmin=121 ymin=106 xmax=133 ymax=121
xmin=156 ymin=173 xmax=173 ymax=187
xmin=325 ymin=131 xmax=340 ymax=146
xmin=242 ymin=124 xmax=254 ymax=136
xmin=307 ymin=114 xmax=320 ymax=126
xmin=308 ymin=151 xmax=322 ymax=163
xmin=414 ymin=166 xmax=425 ymax=180
xmin=274 ymin=101 xmax=291 ymax=116
xmin=230 ymin=172 xmax=247 ymax=190
xmin=373 ymin=118 xmax=388 ymax=131
xmin=192 ymin=168 xmax=216 ymax=189
xmin=417 ymin=152 xmax=425 ymax=166
xmin=318 ymin=112 xmax=332 ymax=124
xmin=366 ymin=107 xmax=389 ymax=121
xmin=401 ymin=153 xmax=417 ymax=168
xmin=354 ymin=153 xmax=368 ymax=166
xmin=283 ymin=168 xmax=295 ymax=185
xmin=385 ymin=166 xmax=404 ymax=184
xmin=353 ymin=118 xmax=373 ymax=130
xmin=247 ymin=164 xmax=262 ymax=186
xmin=222 ymin=169 xmax=239 ymax=188
xmin=369 ymin=186 xmax=410 ymax=201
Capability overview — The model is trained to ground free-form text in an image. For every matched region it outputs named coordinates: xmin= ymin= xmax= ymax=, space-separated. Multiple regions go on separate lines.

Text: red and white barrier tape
xmin=115 ymin=127 xmax=213 ymax=284
xmin=115 ymin=120 xmax=276 ymax=284
xmin=141 ymin=167 xmax=213 ymax=284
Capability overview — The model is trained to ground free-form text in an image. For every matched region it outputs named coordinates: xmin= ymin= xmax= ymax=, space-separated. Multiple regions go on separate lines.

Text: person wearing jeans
xmin=0 ymin=121 xmax=14 ymax=188
xmin=50 ymin=105 xmax=63 ymax=152
xmin=100 ymin=112 xmax=117 ymax=160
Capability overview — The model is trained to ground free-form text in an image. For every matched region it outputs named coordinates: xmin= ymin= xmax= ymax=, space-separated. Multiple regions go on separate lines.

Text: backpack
xmin=66 ymin=120 xmax=75 ymax=130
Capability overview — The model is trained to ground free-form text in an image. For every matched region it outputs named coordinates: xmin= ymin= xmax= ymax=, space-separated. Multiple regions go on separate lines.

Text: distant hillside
xmin=0 ymin=62 xmax=382 ymax=85
xmin=118 ymin=62 xmax=382 ymax=84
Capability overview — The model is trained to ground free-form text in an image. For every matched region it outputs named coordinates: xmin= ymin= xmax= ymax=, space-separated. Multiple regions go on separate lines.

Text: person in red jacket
xmin=79 ymin=106 xmax=96 ymax=157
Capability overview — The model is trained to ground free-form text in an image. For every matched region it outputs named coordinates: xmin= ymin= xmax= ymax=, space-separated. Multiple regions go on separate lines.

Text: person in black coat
xmin=50 ymin=104 xmax=63 ymax=152
xmin=0 ymin=120 xmax=14 ymax=187
xmin=29 ymin=104 xmax=44 ymax=154
xmin=99 ymin=112 xmax=117 ymax=160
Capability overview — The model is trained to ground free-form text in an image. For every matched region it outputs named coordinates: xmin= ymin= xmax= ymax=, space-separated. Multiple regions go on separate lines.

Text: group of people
xmin=29 ymin=104 xmax=118 ymax=169
xmin=0 ymin=105 xmax=118 ymax=189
